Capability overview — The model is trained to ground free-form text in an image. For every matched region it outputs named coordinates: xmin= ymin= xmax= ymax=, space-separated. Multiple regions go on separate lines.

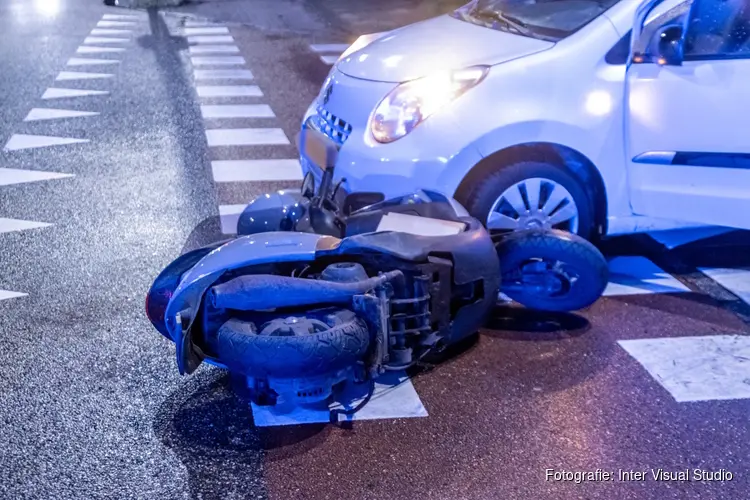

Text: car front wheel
xmin=460 ymin=161 xmax=595 ymax=239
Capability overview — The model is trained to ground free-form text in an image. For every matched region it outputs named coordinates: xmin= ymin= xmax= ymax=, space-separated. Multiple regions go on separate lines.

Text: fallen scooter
xmin=145 ymin=129 xmax=608 ymax=420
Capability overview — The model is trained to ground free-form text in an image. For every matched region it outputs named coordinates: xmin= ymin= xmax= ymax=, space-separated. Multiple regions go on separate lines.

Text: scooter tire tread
xmin=214 ymin=312 xmax=370 ymax=377
xmin=497 ymin=229 xmax=609 ymax=311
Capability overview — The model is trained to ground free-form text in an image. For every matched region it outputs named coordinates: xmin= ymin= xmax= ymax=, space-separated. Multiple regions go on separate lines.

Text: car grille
xmin=306 ymin=106 xmax=353 ymax=147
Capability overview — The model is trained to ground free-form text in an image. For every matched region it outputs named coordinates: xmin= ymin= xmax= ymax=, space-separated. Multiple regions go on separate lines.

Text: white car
xmin=300 ymin=0 xmax=750 ymax=241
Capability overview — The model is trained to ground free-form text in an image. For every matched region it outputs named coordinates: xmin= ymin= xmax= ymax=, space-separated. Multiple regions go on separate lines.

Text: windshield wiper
xmin=470 ymin=10 xmax=556 ymax=41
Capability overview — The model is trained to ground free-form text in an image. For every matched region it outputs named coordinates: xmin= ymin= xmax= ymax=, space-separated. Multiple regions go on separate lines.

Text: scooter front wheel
xmin=496 ymin=229 xmax=609 ymax=312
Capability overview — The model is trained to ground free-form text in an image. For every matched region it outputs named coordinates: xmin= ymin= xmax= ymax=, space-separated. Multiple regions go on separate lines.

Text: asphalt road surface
xmin=1 ymin=1 xmax=750 ymax=499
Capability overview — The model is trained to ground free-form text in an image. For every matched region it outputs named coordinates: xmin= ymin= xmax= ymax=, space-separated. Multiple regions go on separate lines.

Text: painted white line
xmin=0 ymin=218 xmax=52 ymax=234
xmin=648 ymin=227 xmax=736 ymax=250
xmin=97 ymin=21 xmax=136 ymax=27
xmin=603 ymin=256 xmax=690 ymax=296
xmin=84 ymin=37 xmax=129 ymax=44
xmin=56 ymin=71 xmax=114 ymax=81
xmin=24 ymin=108 xmax=99 ymax=121
xmin=252 ymin=370 xmax=428 ymax=426
xmin=183 ymin=27 xmax=229 ymax=35
xmin=205 ymin=128 xmax=290 ymax=147
xmin=310 ymin=43 xmax=350 ymax=53
xmin=201 ymin=104 xmax=274 ymax=119
xmin=320 ymin=54 xmax=340 ymax=65
xmin=102 ymin=14 xmax=139 ymax=20
xmin=190 ymin=56 xmax=246 ymax=66
xmin=194 ymin=69 xmax=253 ymax=80
xmin=0 ymin=167 xmax=73 ymax=186
xmin=188 ymin=35 xmax=234 ymax=44
xmin=185 ymin=20 xmax=219 ymax=27
xmin=196 ymin=85 xmax=262 ymax=97
xmin=189 ymin=45 xmax=240 ymax=54
xmin=4 ymin=134 xmax=88 ymax=152
xmin=77 ymin=46 xmax=125 ymax=53
xmin=211 ymin=159 xmax=301 ymax=182
xmin=67 ymin=58 xmax=120 ymax=66
xmin=0 ymin=290 xmax=28 ymax=302
xmin=218 ymin=204 xmax=245 ymax=234
xmin=90 ymin=29 xmax=132 ymax=36
xmin=42 ymin=88 xmax=109 ymax=99
xmin=699 ymin=267 xmax=750 ymax=306
xmin=619 ymin=335 xmax=750 ymax=402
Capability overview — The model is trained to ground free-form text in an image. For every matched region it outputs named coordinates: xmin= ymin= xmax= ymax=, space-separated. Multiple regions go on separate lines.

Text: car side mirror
xmin=654 ymin=24 xmax=684 ymax=66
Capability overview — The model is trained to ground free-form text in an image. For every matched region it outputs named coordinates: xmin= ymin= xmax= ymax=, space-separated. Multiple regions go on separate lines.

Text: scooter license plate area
xmin=376 ymin=212 xmax=466 ymax=237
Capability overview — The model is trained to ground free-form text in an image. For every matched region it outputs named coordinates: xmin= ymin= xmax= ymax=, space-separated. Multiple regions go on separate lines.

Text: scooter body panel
xmin=164 ymin=231 xmax=327 ymax=343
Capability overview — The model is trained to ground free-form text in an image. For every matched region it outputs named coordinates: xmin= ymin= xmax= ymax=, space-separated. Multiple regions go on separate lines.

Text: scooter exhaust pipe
xmin=208 ymin=271 xmax=403 ymax=311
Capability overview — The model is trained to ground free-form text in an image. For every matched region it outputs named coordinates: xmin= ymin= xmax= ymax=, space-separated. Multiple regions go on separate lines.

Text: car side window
xmin=684 ymin=0 xmax=750 ymax=59
xmin=605 ymin=31 xmax=632 ymax=65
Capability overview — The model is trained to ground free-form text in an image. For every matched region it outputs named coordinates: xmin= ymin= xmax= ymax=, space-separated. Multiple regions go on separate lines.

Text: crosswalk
xmin=170 ymin=17 xmax=303 ymax=235
xmin=309 ymin=43 xmax=350 ymax=65
xmin=1 ymin=10 xmax=147 ymax=303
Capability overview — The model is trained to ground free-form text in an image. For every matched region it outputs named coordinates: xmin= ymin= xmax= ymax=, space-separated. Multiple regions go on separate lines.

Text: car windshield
xmin=452 ymin=0 xmax=623 ymax=41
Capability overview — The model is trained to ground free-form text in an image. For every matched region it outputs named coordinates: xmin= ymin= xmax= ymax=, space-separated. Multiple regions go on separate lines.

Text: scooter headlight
xmin=369 ymin=65 xmax=489 ymax=144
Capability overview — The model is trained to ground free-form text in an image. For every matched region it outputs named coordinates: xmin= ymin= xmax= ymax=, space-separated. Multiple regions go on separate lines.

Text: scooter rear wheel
xmin=496 ymin=229 xmax=609 ymax=312
xmin=212 ymin=308 xmax=370 ymax=377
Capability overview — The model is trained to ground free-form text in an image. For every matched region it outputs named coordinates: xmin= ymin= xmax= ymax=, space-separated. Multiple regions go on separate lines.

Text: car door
xmin=625 ymin=0 xmax=750 ymax=229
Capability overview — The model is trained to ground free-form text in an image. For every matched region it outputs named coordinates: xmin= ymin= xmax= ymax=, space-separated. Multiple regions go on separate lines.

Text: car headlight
xmin=370 ymin=65 xmax=489 ymax=144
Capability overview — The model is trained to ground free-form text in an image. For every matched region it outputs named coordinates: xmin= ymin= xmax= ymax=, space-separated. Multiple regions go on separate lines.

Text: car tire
xmin=212 ymin=309 xmax=370 ymax=378
xmin=460 ymin=161 xmax=596 ymax=240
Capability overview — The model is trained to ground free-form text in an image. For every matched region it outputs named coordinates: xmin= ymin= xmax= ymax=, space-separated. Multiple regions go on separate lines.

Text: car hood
xmin=336 ymin=15 xmax=555 ymax=83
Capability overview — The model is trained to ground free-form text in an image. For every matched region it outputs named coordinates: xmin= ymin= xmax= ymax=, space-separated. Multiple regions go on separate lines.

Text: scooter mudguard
xmin=164 ymin=231 xmax=329 ymax=374
xmin=236 ymin=189 xmax=307 ymax=235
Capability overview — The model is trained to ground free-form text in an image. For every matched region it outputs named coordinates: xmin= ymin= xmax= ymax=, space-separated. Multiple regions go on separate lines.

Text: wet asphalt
xmin=1 ymin=0 xmax=750 ymax=499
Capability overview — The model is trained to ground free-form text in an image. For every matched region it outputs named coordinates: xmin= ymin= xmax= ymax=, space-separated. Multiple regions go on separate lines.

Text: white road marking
xmin=320 ymin=54 xmax=340 ymax=65
xmin=211 ymin=159 xmax=302 ymax=182
xmin=84 ymin=37 xmax=129 ymax=44
xmin=97 ymin=21 xmax=135 ymax=27
xmin=251 ymin=370 xmax=428 ymax=426
xmin=77 ymin=46 xmax=125 ymax=53
xmin=310 ymin=44 xmax=350 ymax=53
xmin=205 ymin=128 xmax=290 ymax=147
xmin=42 ymin=88 xmax=109 ymax=99
xmin=193 ymin=69 xmax=253 ymax=80
xmin=183 ymin=27 xmax=229 ymax=35
xmin=24 ymin=108 xmax=99 ymax=121
xmin=604 ymin=256 xmax=691 ymax=296
xmin=0 ymin=218 xmax=52 ymax=234
xmin=699 ymin=267 xmax=750 ymax=306
xmin=619 ymin=335 xmax=750 ymax=402
xmin=0 ymin=290 xmax=27 ymax=302
xmin=190 ymin=56 xmax=246 ymax=66
xmin=56 ymin=71 xmax=114 ymax=81
xmin=102 ymin=14 xmax=139 ymax=20
xmin=90 ymin=29 xmax=132 ymax=36
xmin=218 ymin=204 xmax=246 ymax=234
xmin=67 ymin=57 xmax=120 ymax=66
xmin=196 ymin=85 xmax=262 ymax=97
xmin=0 ymin=167 xmax=73 ymax=186
xmin=188 ymin=35 xmax=234 ymax=44
xmin=185 ymin=20 xmax=219 ymax=27
xmin=201 ymin=104 xmax=274 ymax=118
xmin=648 ymin=227 xmax=737 ymax=249
xmin=4 ymin=134 xmax=88 ymax=151
xmin=189 ymin=45 xmax=239 ymax=54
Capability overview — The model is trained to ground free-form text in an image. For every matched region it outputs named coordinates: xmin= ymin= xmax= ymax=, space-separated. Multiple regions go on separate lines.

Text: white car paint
xmin=301 ymin=0 xmax=750 ymax=237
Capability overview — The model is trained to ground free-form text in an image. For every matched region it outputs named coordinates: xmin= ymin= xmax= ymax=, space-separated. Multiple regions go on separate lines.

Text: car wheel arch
xmin=454 ymin=142 xmax=608 ymax=237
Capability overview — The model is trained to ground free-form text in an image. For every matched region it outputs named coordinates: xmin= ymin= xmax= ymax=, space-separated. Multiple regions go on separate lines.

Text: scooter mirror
xmin=296 ymin=129 xmax=339 ymax=171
